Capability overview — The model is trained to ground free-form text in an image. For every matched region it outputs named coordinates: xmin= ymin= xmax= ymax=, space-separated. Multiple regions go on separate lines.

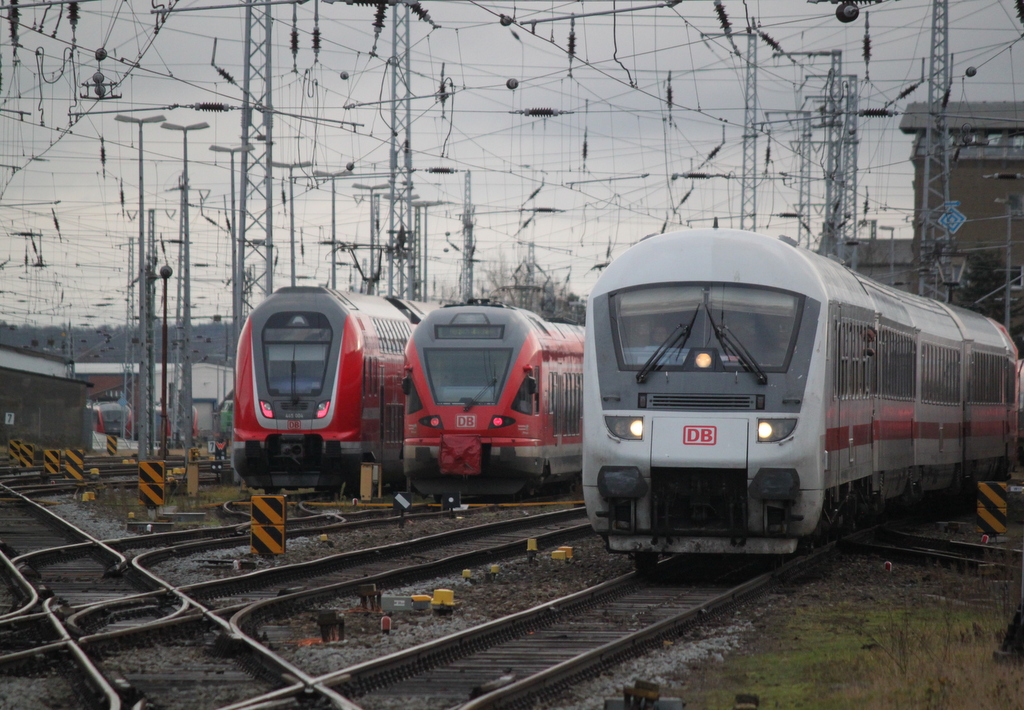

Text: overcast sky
xmin=1 ymin=0 xmax=1022 ymax=329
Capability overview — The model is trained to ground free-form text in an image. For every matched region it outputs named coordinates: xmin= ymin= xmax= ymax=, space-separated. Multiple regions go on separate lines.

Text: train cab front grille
xmin=650 ymin=467 xmax=748 ymax=537
xmin=647 ymin=394 xmax=755 ymax=410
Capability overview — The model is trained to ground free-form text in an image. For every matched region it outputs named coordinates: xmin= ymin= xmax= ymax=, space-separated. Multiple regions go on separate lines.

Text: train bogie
xmin=584 ymin=229 xmax=1016 ymax=562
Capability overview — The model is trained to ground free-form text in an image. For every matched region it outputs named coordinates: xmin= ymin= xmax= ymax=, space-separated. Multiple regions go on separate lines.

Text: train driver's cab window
xmin=423 ymin=348 xmax=512 ymax=407
xmin=610 ymin=283 xmax=804 ymax=373
xmin=263 ymin=312 xmax=332 ymax=396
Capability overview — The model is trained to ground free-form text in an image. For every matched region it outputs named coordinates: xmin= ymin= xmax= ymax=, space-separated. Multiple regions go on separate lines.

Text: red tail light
xmin=419 ymin=415 xmax=442 ymax=428
xmin=259 ymin=400 xmax=273 ymax=418
xmin=316 ymin=400 xmax=331 ymax=418
xmin=489 ymin=415 xmax=516 ymax=428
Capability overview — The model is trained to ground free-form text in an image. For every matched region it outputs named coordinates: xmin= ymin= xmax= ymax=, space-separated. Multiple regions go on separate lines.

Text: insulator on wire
xmin=9 ymin=0 xmax=20 ymax=46
xmin=706 ymin=144 xmax=721 ymax=162
xmin=312 ymin=27 xmax=321 ymax=58
xmin=758 ymin=31 xmax=782 ymax=54
xmin=194 ymin=102 xmax=231 ymax=112
xmin=410 ymin=2 xmax=434 ymax=26
xmin=764 ymin=144 xmax=771 ymax=167
xmin=714 ymin=0 xmax=731 ymax=34
xmin=665 ymin=72 xmax=673 ymax=110
xmin=685 ymin=172 xmax=710 ymax=179
xmin=516 ymin=108 xmax=566 ymax=117
xmin=372 ymin=2 xmax=386 ymax=30
xmin=99 ymin=137 xmax=106 ymax=168
xmin=291 ymin=28 xmax=299 ymax=60
xmin=427 ymin=167 xmax=455 ymax=173
xmin=859 ymin=108 xmax=893 ymax=117
xmin=216 ymin=67 xmax=236 ymax=85
xmin=568 ymin=17 xmax=576 ymax=61
xmin=862 ymin=15 xmax=871 ymax=65
xmin=1016 ymin=0 xmax=1024 ymax=27
xmin=678 ymin=187 xmax=693 ymax=207
xmin=894 ymin=81 xmax=922 ymax=103
xmin=582 ymin=130 xmax=588 ymax=165
xmin=68 ymin=1 xmax=79 ymax=27
xmin=120 ymin=181 xmax=125 ymax=211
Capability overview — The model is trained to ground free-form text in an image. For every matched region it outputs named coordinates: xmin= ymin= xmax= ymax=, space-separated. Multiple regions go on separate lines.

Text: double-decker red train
xmin=402 ymin=300 xmax=585 ymax=497
xmin=233 ymin=286 xmax=435 ymax=494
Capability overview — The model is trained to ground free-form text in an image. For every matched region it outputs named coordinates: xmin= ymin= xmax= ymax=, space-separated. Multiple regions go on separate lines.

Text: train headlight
xmin=259 ymin=400 xmax=274 ymax=418
xmin=489 ymin=415 xmax=516 ymax=428
xmin=606 ymin=416 xmax=644 ymax=440
xmin=694 ymin=351 xmax=713 ymax=369
xmin=756 ymin=418 xmax=797 ymax=442
xmin=316 ymin=400 xmax=331 ymax=418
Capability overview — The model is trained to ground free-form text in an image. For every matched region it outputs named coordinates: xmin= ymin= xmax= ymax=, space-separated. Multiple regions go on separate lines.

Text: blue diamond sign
xmin=938 ymin=201 xmax=966 ymax=234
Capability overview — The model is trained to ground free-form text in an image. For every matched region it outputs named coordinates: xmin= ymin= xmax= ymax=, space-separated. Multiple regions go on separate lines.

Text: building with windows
xmin=899 ymin=102 xmax=1024 ymax=305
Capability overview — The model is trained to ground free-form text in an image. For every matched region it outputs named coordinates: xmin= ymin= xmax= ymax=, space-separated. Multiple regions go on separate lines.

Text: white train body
xmin=583 ymin=229 xmax=1016 ymax=557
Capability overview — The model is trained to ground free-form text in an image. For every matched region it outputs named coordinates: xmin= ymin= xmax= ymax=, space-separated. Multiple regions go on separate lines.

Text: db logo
xmin=683 ymin=425 xmax=717 ymax=445
xmin=287 ymin=420 xmax=302 ymax=430
xmin=456 ymin=414 xmax=476 ymax=428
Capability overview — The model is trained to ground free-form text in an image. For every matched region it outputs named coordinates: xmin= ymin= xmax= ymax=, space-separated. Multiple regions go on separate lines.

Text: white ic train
xmin=583 ymin=229 xmax=1017 ymax=568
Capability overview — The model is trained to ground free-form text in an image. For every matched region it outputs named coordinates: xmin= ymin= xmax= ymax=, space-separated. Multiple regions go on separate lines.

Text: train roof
xmin=257 ymin=286 xmax=437 ymax=324
xmin=418 ymin=301 xmax=583 ymax=342
xmin=593 ymin=229 xmax=1014 ymax=356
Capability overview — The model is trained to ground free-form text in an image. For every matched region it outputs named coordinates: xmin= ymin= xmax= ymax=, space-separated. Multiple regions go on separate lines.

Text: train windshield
xmin=263 ymin=312 xmax=333 ymax=396
xmin=423 ymin=348 xmax=513 ymax=406
xmin=611 ymin=283 xmax=803 ymax=372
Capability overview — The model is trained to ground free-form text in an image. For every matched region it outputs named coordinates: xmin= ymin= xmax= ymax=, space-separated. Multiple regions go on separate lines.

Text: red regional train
xmin=233 ymin=286 xmax=436 ymax=494
xmin=90 ymin=401 xmax=133 ymax=438
xmin=402 ymin=300 xmax=585 ymax=497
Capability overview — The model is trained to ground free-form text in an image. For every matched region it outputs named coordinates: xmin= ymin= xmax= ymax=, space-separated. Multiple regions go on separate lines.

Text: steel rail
xmin=0 ymin=547 xmax=39 ymax=621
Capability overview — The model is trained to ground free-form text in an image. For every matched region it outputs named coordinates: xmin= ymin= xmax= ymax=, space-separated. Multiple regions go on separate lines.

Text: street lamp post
xmin=313 ymin=168 xmax=352 ymax=290
xmin=210 ymin=144 xmax=253 ymax=352
xmin=162 ymin=121 xmax=209 ymax=454
xmin=159 ymin=266 xmax=173 ymax=460
xmin=115 ymin=113 xmax=165 ymax=460
xmin=272 ymin=161 xmax=312 ymax=287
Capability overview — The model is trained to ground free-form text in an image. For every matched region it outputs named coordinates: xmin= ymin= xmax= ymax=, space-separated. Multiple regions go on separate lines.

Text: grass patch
xmin=688 ymin=561 xmax=1024 ymax=710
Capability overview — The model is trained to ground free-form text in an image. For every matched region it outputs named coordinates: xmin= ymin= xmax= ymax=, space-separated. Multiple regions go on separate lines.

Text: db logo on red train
xmin=287 ymin=420 xmax=302 ymax=430
xmin=456 ymin=414 xmax=476 ymax=428
xmin=683 ymin=425 xmax=717 ymax=445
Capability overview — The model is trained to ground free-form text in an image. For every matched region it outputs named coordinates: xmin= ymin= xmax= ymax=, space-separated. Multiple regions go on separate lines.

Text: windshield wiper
xmin=703 ymin=304 xmax=768 ymax=385
xmin=636 ymin=313 xmax=697 ymax=384
xmin=462 ymin=377 xmax=497 ymax=411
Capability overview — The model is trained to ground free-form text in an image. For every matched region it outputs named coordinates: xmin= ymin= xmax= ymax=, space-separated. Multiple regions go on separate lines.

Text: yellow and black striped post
xmin=63 ymin=449 xmax=85 ymax=480
xmin=138 ymin=461 xmax=166 ymax=507
xmin=8 ymin=440 xmax=21 ymax=465
xmin=43 ymin=449 xmax=61 ymax=475
xmin=250 ymin=494 xmax=287 ymax=555
xmin=106 ymin=435 xmax=118 ymax=456
xmin=977 ymin=481 xmax=1008 ymax=535
xmin=16 ymin=442 xmax=34 ymax=468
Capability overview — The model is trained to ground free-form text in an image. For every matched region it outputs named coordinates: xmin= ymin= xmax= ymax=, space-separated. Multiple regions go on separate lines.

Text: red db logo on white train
xmin=683 ymin=425 xmax=717 ymax=445
xmin=456 ymin=414 xmax=476 ymax=428
xmin=287 ymin=420 xmax=301 ymax=430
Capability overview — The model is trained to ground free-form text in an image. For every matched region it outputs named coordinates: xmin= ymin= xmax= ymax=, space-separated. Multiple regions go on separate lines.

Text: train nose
xmin=651 ymin=417 xmax=749 ymax=468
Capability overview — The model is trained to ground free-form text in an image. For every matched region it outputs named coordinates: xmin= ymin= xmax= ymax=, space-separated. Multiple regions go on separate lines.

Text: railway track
xmin=8 ymin=508 xmax=587 ymax=708
xmin=839 ymin=524 xmax=1020 ymax=573
xmin=207 ymin=547 xmax=829 ymax=710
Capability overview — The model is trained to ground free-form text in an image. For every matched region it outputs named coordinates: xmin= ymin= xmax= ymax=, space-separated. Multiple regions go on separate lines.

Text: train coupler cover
xmin=439 ymin=433 xmax=481 ymax=475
